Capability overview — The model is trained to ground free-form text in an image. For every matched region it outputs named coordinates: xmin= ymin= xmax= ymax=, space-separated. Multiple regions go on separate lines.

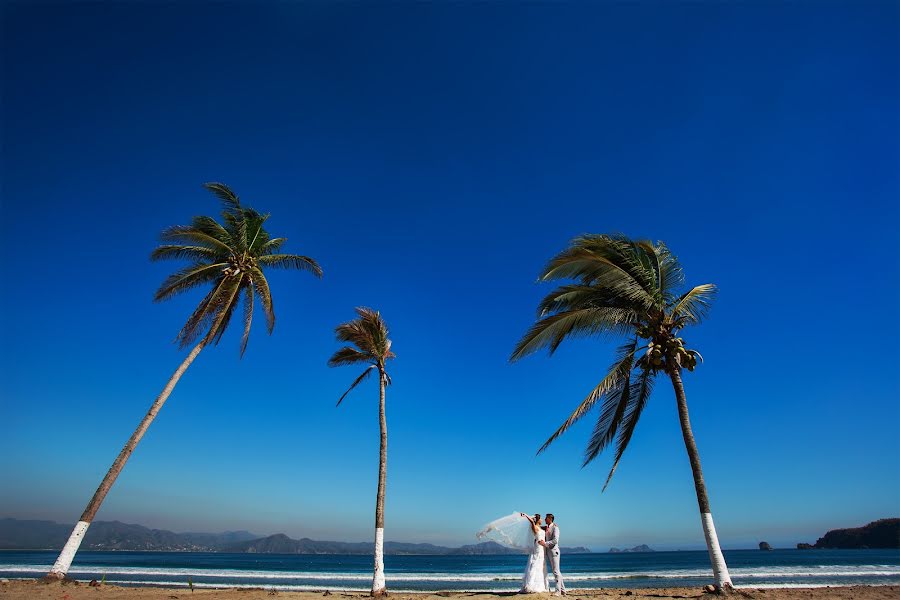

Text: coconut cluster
xmin=636 ymin=325 xmax=700 ymax=373
xmin=223 ymin=253 xmax=256 ymax=277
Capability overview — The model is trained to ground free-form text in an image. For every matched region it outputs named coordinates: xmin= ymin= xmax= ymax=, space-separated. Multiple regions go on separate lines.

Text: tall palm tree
xmin=45 ymin=183 xmax=322 ymax=580
xmin=511 ymin=234 xmax=733 ymax=592
xmin=328 ymin=307 xmax=395 ymax=597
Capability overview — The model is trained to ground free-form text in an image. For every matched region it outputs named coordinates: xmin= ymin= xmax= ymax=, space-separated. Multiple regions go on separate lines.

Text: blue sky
xmin=1 ymin=2 xmax=898 ymax=551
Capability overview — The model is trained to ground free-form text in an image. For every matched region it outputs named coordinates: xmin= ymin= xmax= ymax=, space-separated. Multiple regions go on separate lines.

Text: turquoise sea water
xmin=1 ymin=549 xmax=898 ymax=591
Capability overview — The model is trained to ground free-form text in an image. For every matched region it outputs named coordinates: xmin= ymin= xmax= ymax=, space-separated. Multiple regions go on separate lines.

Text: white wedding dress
xmin=520 ymin=527 xmax=548 ymax=593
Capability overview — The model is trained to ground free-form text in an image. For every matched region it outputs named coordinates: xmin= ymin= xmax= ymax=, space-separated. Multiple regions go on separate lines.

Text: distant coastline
xmin=0 ymin=518 xmax=590 ymax=555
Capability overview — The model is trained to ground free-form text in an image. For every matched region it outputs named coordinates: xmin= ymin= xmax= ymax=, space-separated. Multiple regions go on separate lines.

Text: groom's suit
xmin=544 ymin=523 xmax=566 ymax=593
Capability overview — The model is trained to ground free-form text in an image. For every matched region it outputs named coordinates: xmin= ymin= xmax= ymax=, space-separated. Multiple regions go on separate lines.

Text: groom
xmin=539 ymin=513 xmax=566 ymax=595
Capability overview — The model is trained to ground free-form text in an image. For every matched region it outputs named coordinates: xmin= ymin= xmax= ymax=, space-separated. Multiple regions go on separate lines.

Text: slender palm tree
xmin=328 ymin=307 xmax=395 ymax=597
xmin=511 ymin=234 xmax=733 ymax=592
xmin=46 ymin=183 xmax=322 ymax=580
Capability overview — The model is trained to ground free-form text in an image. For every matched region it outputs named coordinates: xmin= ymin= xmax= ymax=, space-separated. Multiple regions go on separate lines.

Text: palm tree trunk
xmin=371 ymin=370 xmax=388 ymax=596
xmin=45 ymin=338 xmax=210 ymax=579
xmin=669 ymin=367 xmax=733 ymax=591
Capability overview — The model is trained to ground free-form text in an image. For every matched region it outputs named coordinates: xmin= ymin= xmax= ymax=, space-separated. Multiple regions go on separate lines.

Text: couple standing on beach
xmin=519 ymin=513 xmax=567 ymax=595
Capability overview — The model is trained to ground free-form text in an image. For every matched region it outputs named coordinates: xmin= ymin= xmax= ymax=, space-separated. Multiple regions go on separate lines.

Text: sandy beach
xmin=2 ymin=581 xmax=898 ymax=600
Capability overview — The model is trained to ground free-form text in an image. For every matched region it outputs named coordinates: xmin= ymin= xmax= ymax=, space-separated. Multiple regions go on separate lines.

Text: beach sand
xmin=1 ymin=581 xmax=897 ymax=600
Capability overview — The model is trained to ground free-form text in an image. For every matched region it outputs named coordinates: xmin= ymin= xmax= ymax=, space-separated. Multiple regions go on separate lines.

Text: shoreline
xmin=2 ymin=581 xmax=900 ymax=600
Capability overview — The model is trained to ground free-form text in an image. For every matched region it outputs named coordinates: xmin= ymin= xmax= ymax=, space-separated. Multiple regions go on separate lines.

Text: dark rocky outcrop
xmin=797 ymin=543 xmax=815 ymax=549
xmin=759 ymin=541 xmax=773 ymax=550
xmin=813 ymin=518 xmax=900 ymax=549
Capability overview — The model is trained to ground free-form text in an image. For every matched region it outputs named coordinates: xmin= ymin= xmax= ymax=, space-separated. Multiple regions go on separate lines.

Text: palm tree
xmin=45 ymin=183 xmax=322 ymax=580
xmin=511 ymin=234 xmax=733 ymax=592
xmin=328 ymin=307 xmax=395 ymax=597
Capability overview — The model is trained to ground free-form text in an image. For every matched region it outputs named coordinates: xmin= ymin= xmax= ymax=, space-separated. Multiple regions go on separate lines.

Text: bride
xmin=518 ymin=513 xmax=548 ymax=593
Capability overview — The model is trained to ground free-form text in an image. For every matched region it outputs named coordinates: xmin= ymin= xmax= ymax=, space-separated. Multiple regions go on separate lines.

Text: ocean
xmin=1 ymin=549 xmax=898 ymax=592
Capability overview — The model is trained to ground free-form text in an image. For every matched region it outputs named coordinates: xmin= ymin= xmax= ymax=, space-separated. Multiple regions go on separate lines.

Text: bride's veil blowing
xmin=476 ymin=512 xmax=534 ymax=550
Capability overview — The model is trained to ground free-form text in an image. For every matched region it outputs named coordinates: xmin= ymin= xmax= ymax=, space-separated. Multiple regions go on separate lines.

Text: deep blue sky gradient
xmin=1 ymin=2 xmax=898 ymax=550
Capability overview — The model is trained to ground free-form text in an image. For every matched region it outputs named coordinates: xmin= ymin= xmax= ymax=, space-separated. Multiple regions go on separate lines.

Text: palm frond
xmin=583 ymin=372 xmax=631 ymax=467
xmin=209 ymin=277 xmax=244 ymax=346
xmin=160 ymin=225 xmax=233 ymax=254
xmin=602 ymin=368 xmax=655 ymax=491
xmin=190 ymin=215 xmax=234 ymax=247
xmin=174 ymin=276 xmax=230 ymax=347
xmin=154 ymin=262 xmax=226 ymax=302
xmin=626 ymin=239 xmax=661 ymax=300
xmin=245 ymin=212 xmax=270 ymax=253
xmin=669 ymin=284 xmax=717 ymax=326
xmin=536 ymin=284 xmax=637 ymax=317
xmin=150 ymin=245 xmax=218 ymax=262
xmin=204 ymin=182 xmax=242 ymax=214
xmin=511 ymin=307 xmax=638 ymax=360
xmin=260 ymin=237 xmax=287 ymax=255
xmin=221 ymin=210 xmax=249 ymax=253
xmin=336 ymin=365 xmax=376 ymax=406
xmin=334 ymin=318 xmax=374 ymax=351
xmin=333 ymin=307 xmax=391 ymax=358
xmin=239 ymin=282 xmax=254 ymax=357
xmin=536 ymin=339 xmax=638 ymax=455
xmin=635 ymin=240 xmax=663 ymax=303
xmin=258 ymin=254 xmax=323 ymax=278
xmin=655 ymin=242 xmax=684 ymax=302
xmin=540 ymin=244 xmax=656 ymax=310
xmin=249 ymin=266 xmax=274 ymax=333
xmin=328 ymin=346 xmax=374 ymax=367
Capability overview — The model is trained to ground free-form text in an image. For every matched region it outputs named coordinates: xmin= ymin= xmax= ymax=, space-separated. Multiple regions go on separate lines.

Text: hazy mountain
xmin=608 ymin=544 xmax=654 ymax=553
xmin=0 ymin=518 xmax=592 ymax=554
xmin=229 ymin=534 xmax=591 ymax=555
xmin=0 ymin=518 xmax=257 ymax=551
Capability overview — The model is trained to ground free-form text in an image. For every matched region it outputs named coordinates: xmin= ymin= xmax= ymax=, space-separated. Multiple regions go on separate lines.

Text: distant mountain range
xmin=0 ymin=518 xmax=591 ymax=554
xmin=608 ymin=544 xmax=654 ymax=553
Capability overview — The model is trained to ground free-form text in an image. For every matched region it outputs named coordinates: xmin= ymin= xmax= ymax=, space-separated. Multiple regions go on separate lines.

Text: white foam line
xmin=0 ymin=565 xmax=898 ymax=582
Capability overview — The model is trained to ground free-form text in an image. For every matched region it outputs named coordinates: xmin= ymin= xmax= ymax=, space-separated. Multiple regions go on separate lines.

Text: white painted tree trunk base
xmin=48 ymin=521 xmax=90 ymax=578
xmin=372 ymin=527 xmax=386 ymax=595
xmin=700 ymin=513 xmax=733 ymax=590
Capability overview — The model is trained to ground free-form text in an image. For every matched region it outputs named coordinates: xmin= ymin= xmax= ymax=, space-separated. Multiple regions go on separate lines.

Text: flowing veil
xmin=476 ymin=512 xmax=534 ymax=550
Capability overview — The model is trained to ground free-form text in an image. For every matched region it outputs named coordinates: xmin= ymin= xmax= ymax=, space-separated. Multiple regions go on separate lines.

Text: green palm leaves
xmin=328 ymin=307 xmax=395 ymax=404
xmin=151 ymin=182 xmax=322 ymax=355
xmin=512 ymin=234 xmax=715 ymax=490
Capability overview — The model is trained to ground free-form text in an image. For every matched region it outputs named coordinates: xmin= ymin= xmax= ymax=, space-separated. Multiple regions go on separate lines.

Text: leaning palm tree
xmin=511 ymin=234 xmax=733 ymax=592
xmin=46 ymin=183 xmax=322 ymax=580
xmin=328 ymin=307 xmax=395 ymax=597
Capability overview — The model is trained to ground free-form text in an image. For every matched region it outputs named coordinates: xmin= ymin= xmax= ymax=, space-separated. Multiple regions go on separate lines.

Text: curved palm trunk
xmin=371 ymin=371 xmax=388 ymax=596
xmin=46 ymin=337 xmax=212 ymax=580
xmin=669 ymin=368 xmax=733 ymax=592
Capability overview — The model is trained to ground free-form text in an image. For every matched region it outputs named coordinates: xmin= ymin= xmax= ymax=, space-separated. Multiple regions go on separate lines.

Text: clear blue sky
xmin=1 ymin=1 xmax=898 ymax=551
